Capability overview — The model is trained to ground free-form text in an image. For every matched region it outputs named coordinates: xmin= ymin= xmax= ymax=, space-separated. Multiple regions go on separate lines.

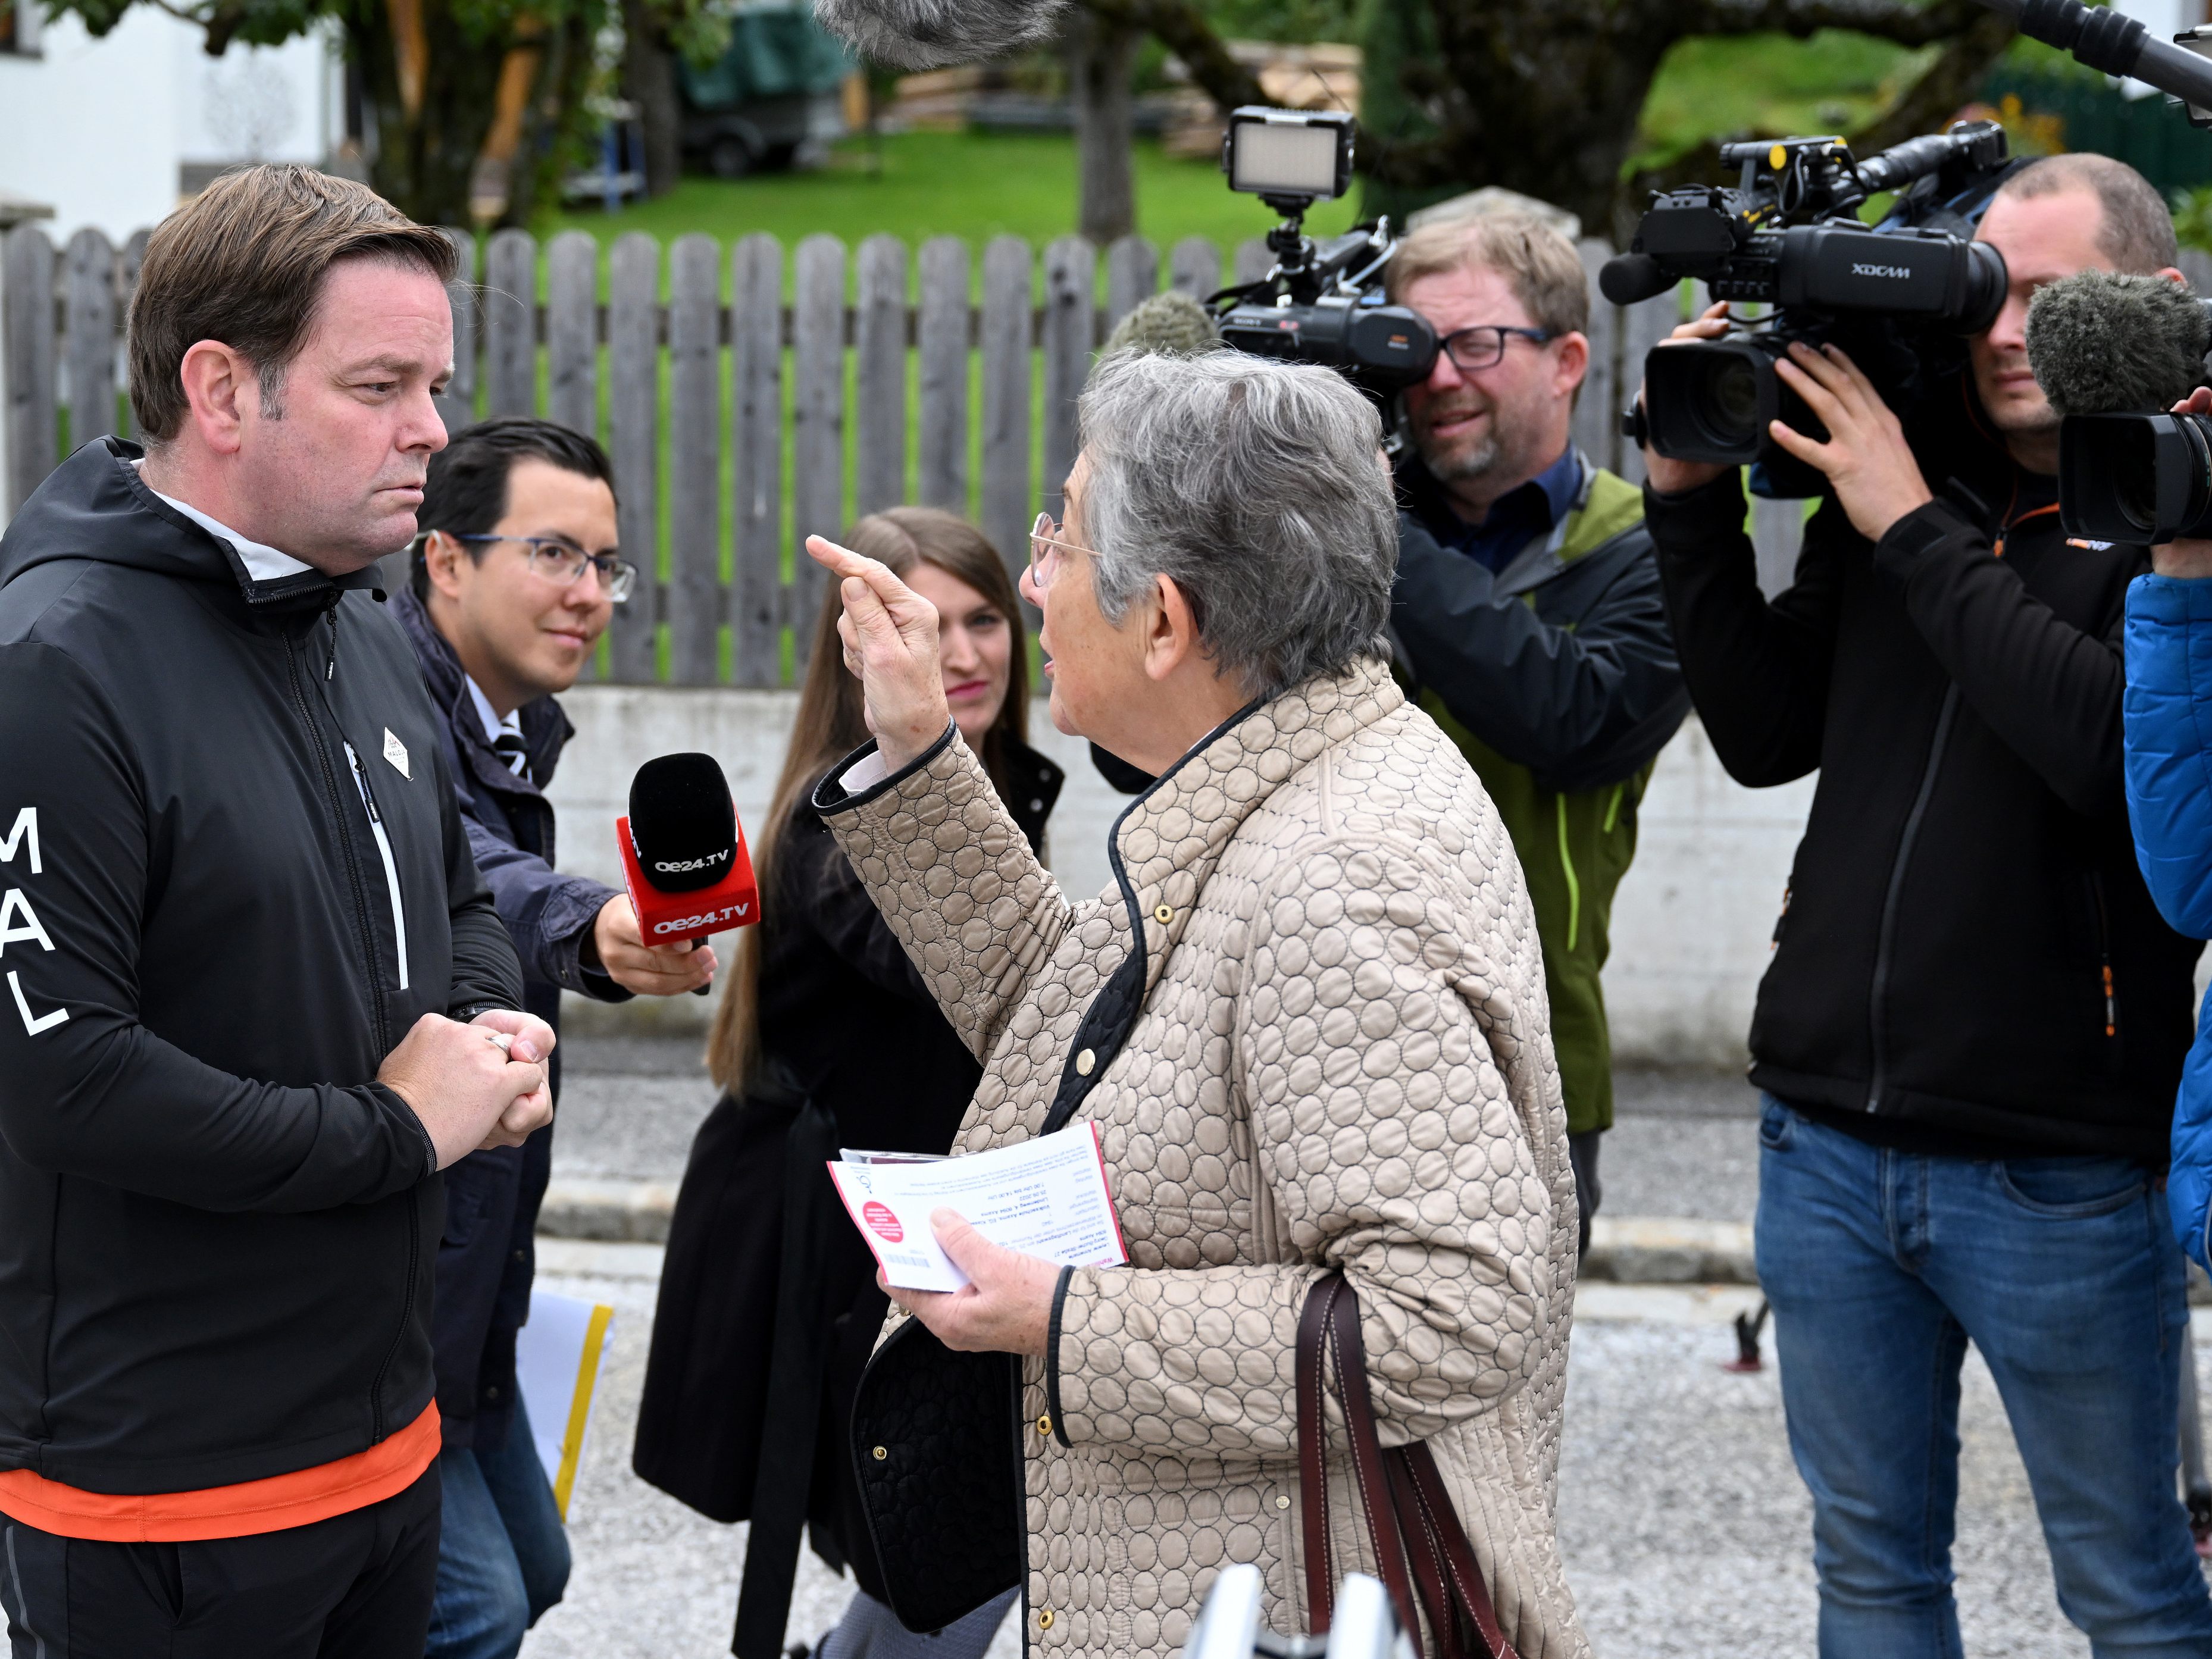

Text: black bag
xmin=848 ymin=1324 xmax=1025 ymax=1633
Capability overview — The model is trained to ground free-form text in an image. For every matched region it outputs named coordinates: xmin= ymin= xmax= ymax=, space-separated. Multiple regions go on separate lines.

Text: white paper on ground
xmin=827 ymin=1122 xmax=1128 ymax=1291
xmin=515 ymin=1288 xmax=615 ymax=1521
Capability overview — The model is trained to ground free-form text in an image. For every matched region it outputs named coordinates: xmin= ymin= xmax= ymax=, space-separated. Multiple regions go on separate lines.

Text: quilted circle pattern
xmin=822 ymin=659 xmax=1587 ymax=1659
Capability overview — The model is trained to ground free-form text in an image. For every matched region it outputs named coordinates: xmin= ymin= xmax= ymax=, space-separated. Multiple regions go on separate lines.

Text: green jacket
xmin=1392 ymin=455 xmax=1689 ymax=1133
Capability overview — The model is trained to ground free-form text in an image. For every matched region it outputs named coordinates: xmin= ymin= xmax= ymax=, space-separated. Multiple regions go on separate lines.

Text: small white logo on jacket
xmin=384 ymin=728 xmax=410 ymax=780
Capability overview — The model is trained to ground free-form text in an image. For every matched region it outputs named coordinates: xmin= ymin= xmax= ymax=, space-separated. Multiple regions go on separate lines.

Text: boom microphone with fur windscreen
xmin=2026 ymin=271 xmax=2212 ymax=541
xmin=618 ymin=753 xmax=760 ymax=951
xmin=811 ymin=0 xmax=1060 ymax=70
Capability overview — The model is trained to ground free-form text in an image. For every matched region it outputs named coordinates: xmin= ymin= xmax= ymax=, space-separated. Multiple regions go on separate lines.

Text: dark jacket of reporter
xmin=0 ymin=440 xmax=523 ymax=1495
xmin=392 ymin=584 xmax=628 ymax=1454
xmin=1647 ymin=383 xmax=2200 ymax=1158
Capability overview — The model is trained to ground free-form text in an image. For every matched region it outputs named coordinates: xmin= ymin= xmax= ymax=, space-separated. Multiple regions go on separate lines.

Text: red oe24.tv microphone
xmin=617 ymin=755 xmax=761 ymax=980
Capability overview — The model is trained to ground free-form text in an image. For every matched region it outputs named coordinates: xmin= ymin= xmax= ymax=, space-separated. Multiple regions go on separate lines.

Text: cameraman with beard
xmin=1642 ymin=153 xmax=2212 ymax=1654
xmin=1385 ymin=213 xmax=1692 ymax=1254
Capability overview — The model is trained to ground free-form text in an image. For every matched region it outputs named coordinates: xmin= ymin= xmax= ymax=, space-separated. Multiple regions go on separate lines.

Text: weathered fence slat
xmin=917 ymin=237 xmax=969 ymax=512
xmin=484 ymin=229 xmax=537 ymax=420
xmin=1234 ymin=237 xmax=1274 ymax=287
xmin=792 ymin=234 xmax=846 ymax=666
xmin=856 ymin=234 xmax=908 ymax=518
xmin=1104 ymin=236 xmax=1157 ymax=336
xmin=64 ymin=228 xmax=117 ymax=453
xmin=731 ymin=234 xmax=783 ymax=689
xmin=546 ymin=231 xmax=599 ymax=438
xmin=436 ymin=228 xmax=478 ymax=438
xmin=1041 ymin=236 xmax=1095 ymax=517
xmin=667 ymin=234 xmax=722 ymax=685
xmin=1169 ymin=237 xmax=1221 ymax=301
xmin=606 ymin=233 xmax=661 ymax=682
xmin=1570 ymin=239 xmax=1619 ymax=475
xmin=981 ymin=236 xmax=1033 ymax=594
xmin=5 ymin=227 xmax=57 ymax=516
xmin=121 ymin=230 xmax=149 ymax=442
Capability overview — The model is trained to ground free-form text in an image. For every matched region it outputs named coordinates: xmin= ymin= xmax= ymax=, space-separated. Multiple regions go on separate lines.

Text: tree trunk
xmin=621 ymin=0 xmax=686 ymax=199
xmin=349 ymin=0 xmax=514 ymax=228
xmin=1068 ymin=8 xmax=1138 ymax=246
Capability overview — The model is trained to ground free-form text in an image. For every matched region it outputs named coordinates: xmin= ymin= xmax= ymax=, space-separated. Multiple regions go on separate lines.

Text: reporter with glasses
xmin=398 ymin=418 xmax=714 ymax=1659
xmin=1642 ymin=153 xmax=2212 ymax=1654
xmin=1384 ymin=213 xmax=1690 ymax=1257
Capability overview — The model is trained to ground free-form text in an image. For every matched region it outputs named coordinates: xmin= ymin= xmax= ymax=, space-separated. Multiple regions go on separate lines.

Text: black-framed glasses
xmin=1437 ymin=324 xmax=1557 ymax=373
xmin=441 ymin=534 xmax=637 ymax=603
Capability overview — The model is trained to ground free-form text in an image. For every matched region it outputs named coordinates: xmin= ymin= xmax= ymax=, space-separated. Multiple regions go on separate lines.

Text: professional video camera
xmin=1612 ymin=120 xmax=2016 ymax=495
xmin=1205 ymin=107 xmax=1440 ymax=399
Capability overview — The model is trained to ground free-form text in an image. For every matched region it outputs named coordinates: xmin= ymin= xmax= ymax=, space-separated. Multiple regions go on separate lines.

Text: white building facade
xmin=0 ymin=2 xmax=343 ymax=241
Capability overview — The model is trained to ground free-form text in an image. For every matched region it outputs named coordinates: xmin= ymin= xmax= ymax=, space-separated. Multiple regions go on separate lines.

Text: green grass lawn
xmin=545 ymin=129 xmax=1365 ymax=281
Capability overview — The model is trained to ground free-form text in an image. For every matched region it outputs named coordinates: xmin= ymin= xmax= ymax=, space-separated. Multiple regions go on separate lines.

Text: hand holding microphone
xmin=590 ymin=894 xmax=717 ymax=996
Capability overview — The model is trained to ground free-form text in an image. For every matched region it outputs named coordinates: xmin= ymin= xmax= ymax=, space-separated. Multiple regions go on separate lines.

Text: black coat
xmin=633 ymin=736 xmax=1060 ymax=1652
xmin=0 ymin=440 xmax=523 ymax=1493
xmin=1647 ymin=386 xmax=2202 ymax=1158
xmin=390 ymin=587 xmax=629 ymax=1452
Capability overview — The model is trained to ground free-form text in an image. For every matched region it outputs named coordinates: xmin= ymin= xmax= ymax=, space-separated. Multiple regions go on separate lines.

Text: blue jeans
xmin=424 ymin=1398 xmax=571 ymax=1659
xmin=1756 ymin=1096 xmax=2212 ymax=1658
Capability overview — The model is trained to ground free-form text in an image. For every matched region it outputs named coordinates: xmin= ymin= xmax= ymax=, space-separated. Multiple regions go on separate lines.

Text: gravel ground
xmin=517 ymin=1259 xmax=2190 ymax=1659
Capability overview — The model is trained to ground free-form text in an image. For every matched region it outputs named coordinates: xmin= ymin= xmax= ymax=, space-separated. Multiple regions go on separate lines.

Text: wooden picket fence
xmin=0 ymin=221 xmax=1684 ymax=685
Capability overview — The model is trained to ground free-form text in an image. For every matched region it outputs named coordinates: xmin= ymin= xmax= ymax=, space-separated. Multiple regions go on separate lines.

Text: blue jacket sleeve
xmin=446 ymin=743 xmax=630 ymax=1002
xmin=2124 ymin=574 xmax=2212 ymax=939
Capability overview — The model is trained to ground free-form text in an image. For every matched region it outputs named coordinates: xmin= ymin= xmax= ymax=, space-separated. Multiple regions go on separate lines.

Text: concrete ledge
xmin=537 ymin=1178 xmax=681 ymax=1242
xmin=1581 ymin=1216 xmax=1754 ymax=1285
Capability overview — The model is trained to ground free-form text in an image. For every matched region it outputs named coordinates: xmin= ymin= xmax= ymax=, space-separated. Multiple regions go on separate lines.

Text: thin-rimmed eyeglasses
xmin=428 ymin=533 xmax=637 ymax=604
xmin=1028 ymin=512 xmax=1095 ymax=592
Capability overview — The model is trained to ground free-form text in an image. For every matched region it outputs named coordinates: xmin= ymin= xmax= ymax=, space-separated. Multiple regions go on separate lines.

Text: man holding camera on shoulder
xmin=1386 ymin=212 xmax=1692 ymax=1254
xmin=1642 ymin=152 xmax=2212 ymax=1654
xmin=396 ymin=415 xmax=715 ymax=1659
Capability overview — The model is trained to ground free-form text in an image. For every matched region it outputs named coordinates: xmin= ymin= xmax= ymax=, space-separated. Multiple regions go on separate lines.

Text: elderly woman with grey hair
xmin=803 ymin=348 xmax=1588 ymax=1659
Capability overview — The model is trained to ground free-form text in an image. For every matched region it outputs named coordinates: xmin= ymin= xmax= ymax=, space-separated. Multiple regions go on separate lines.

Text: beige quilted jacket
xmin=819 ymin=658 xmax=1587 ymax=1659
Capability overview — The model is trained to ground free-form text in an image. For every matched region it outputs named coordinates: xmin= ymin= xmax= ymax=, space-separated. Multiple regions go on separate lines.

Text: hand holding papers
xmin=828 ymin=1124 xmax=1128 ymax=1292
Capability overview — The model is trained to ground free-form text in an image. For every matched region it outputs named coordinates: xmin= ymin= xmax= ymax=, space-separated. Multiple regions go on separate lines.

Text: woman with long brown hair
xmin=633 ymin=508 xmax=1060 ymax=1659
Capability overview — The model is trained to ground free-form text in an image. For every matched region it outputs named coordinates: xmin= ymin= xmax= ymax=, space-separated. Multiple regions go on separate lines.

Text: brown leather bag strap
xmin=1296 ymin=1275 xmax=1424 ymax=1646
xmin=1383 ymin=1446 xmax=1463 ymax=1659
xmin=1295 ymin=1276 xmax=1341 ymax=1631
xmin=1393 ymin=1442 xmax=1522 ymax=1659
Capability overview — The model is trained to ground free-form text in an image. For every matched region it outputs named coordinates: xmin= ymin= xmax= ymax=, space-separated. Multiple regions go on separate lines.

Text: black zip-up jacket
xmin=1647 ymin=393 xmax=2201 ymax=1159
xmin=0 ymin=440 xmax=523 ymax=1495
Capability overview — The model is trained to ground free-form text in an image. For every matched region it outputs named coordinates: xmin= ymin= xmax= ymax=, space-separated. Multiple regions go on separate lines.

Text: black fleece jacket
xmin=0 ymin=440 xmax=522 ymax=1494
xmin=1647 ymin=393 xmax=2201 ymax=1159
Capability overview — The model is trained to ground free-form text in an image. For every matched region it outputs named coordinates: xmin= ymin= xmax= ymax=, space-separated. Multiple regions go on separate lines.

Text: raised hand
xmin=806 ymin=534 xmax=952 ymax=768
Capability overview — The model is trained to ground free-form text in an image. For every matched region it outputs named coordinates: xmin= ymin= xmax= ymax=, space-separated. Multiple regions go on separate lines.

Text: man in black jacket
xmin=0 ymin=167 xmax=553 ymax=1656
xmin=396 ymin=417 xmax=712 ymax=1659
xmin=1643 ymin=154 xmax=2212 ymax=1654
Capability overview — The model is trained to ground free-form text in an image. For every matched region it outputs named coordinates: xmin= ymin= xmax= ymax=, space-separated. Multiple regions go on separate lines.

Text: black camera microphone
xmin=2026 ymin=271 xmax=2212 ymax=541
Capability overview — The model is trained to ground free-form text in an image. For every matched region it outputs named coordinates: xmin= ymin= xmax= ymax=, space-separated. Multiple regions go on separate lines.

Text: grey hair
xmin=1075 ymin=349 xmax=1397 ymax=703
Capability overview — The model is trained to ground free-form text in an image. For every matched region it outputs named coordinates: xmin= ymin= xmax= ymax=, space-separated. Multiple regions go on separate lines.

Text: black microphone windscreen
xmin=812 ymin=0 xmax=1061 ymax=69
xmin=629 ymin=753 xmax=737 ymax=893
xmin=2025 ymin=270 xmax=2212 ymax=418
xmin=1105 ymin=292 xmax=1222 ymax=358
xmin=1600 ymin=253 xmax=1673 ymax=308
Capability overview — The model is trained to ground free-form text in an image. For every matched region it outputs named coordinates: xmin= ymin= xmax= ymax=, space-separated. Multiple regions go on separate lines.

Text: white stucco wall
xmin=0 ymin=9 xmax=339 ymax=242
xmin=542 ymin=690 xmax=1814 ymax=1063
